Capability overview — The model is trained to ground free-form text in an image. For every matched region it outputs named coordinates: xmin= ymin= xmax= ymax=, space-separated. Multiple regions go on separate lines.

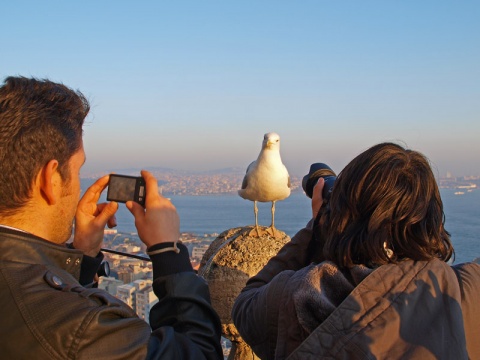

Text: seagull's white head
xmin=262 ymin=132 xmax=281 ymax=150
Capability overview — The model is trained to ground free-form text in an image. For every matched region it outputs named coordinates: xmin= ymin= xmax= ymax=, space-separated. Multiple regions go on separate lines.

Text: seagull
xmin=238 ymin=132 xmax=291 ymax=237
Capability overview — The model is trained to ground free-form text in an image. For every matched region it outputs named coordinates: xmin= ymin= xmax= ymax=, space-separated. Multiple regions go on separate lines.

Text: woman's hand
xmin=311 ymin=177 xmax=325 ymax=219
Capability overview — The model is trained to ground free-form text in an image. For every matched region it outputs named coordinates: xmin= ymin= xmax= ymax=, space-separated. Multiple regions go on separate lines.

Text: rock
xmin=199 ymin=225 xmax=290 ymax=360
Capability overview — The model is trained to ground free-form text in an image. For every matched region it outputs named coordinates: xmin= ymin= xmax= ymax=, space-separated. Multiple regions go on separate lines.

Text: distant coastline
xmin=439 ymin=176 xmax=479 ymax=191
xmin=81 ymin=167 xmax=479 ymax=196
xmin=81 ymin=167 xmax=303 ymax=196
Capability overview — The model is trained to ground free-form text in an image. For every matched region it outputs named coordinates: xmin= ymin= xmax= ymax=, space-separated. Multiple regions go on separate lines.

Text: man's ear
xmin=39 ymin=159 xmax=60 ymax=205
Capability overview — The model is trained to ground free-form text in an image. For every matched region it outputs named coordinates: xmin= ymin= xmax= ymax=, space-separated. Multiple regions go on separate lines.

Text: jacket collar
xmin=0 ymin=227 xmax=83 ymax=280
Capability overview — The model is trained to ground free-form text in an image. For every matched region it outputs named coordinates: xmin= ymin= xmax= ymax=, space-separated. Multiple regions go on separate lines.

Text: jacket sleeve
xmin=70 ymin=243 xmax=221 ymax=360
xmin=231 ymin=221 xmax=314 ymax=359
xmin=146 ymin=243 xmax=223 ymax=360
xmin=146 ymin=272 xmax=223 ymax=359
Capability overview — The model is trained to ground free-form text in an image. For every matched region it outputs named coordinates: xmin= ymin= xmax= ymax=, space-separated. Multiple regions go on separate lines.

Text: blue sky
xmin=1 ymin=1 xmax=479 ymax=177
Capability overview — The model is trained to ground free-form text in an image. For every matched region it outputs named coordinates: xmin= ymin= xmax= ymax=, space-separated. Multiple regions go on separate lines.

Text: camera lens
xmin=302 ymin=163 xmax=336 ymax=200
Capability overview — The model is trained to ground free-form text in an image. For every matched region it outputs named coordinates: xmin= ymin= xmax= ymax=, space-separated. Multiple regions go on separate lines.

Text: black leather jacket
xmin=0 ymin=227 xmax=223 ymax=359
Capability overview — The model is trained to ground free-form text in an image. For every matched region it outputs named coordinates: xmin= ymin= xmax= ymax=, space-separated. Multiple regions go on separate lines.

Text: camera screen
xmin=107 ymin=175 xmax=137 ymax=203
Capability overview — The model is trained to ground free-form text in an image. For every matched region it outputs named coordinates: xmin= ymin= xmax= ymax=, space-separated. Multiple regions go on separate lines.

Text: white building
xmin=116 ymin=284 xmax=136 ymax=309
xmin=114 ymin=279 xmax=158 ymax=323
xmin=136 ymin=285 xmax=158 ymax=322
xmin=192 ymin=244 xmax=210 ymax=260
xmin=98 ymin=276 xmax=124 ymax=296
xmin=132 ymin=279 xmax=150 ymax=291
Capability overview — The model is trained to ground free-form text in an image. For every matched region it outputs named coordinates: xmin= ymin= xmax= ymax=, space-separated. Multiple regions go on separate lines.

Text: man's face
xmin=54 ymin=142 xmax=86 ymax=243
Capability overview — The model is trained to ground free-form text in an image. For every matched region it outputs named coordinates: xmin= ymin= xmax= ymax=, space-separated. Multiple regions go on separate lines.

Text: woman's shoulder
xmin=452 ymin=261 xmax=480 ymax=292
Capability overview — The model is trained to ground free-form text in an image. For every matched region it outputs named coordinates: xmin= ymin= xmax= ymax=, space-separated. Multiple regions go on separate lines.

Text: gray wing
xmin=241 ymin=161 xmax=256 ymax=190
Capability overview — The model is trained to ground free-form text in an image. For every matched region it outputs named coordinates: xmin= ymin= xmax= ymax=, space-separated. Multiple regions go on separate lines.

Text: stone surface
xmin=199 ymin=225 xmax=290 ymax=360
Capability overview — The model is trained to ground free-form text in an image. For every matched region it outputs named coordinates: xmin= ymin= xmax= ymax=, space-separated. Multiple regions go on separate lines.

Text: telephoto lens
xmin=302 ymin=163 xmax=337 ymax=200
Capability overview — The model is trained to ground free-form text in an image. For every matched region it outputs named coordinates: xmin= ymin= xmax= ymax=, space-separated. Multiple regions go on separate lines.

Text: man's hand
xmin=73 ymin=175 xmax=118 ymax=257
xmin=311 ymin=177 xmax=325 ymax=219
xmin=126 ymin=170 xmax=180 ymax=248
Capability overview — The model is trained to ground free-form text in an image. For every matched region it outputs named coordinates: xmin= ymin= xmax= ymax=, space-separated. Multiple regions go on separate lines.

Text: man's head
xmin=319 ymin=142 xmax=453 ymax=267
xmin=0 ymin=76 xmax=89 ymax=216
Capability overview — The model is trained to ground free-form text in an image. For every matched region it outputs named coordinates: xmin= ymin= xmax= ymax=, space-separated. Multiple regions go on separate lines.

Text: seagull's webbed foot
xmin=266 ymin=225 xmax=276 ymax=238
xmin=267 ymin=225 xmax=285 ymax=239
xmin=245 ymin=225 xmax=269 ymax=238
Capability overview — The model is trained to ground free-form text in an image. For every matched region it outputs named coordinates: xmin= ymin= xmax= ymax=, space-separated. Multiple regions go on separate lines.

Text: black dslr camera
xmin=302 ymin=163 xmax=337 ymax=201
xmin=303 ymin=163 xmax=337 ymax=264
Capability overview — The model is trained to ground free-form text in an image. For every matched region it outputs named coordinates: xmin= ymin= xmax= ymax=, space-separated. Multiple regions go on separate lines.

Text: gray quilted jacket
xmin=232 ymin=222 xmax=480 ymax=359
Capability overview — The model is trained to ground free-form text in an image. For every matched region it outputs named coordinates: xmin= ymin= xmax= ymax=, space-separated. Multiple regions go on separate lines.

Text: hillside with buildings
xmin=84 ymin=167 xmax=303 ymax=195
xmin=84 ymin=167 xmax=478 ymax=196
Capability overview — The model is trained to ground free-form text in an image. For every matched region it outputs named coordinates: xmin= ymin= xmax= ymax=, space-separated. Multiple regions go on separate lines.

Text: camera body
xmin=302 ymin=163 xmax=336 ymax=200
xmin=107 ymin=174 xmax=146 ymax=206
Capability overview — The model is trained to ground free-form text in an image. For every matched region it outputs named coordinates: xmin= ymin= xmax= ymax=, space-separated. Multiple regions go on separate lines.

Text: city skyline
xmin=81 ymin=171 xmax=479 ymax=198
xmin=1 ymin=1 xmax=479 ymax=177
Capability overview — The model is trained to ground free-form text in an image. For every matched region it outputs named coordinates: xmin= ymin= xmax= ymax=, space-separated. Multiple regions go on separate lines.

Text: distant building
xmin=118 ymin=268 xmax=134 ymax=284
xmin=135 ymin=283 xmax=158 ymax=322
xmin=116 ymin=244 xmax=141 ymax=254
xmin=116 ymin=284 xmax=136 ymax=309
xmin=112 ymin=280 xmax=158 ymax=322
xmin=192 ymin=244 xmax=210 ymax=260
xmin=132 ymin=279 xmax=150 ymax=291
xmin=98 ymin=276 xmax=124 ymax=296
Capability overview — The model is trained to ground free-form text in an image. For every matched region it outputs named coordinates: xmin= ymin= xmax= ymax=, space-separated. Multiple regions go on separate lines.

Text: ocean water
xmin=84 ymin=179 xmax=479 ymax=265
xmin=441 ymin=189 xmax=480 ymax=264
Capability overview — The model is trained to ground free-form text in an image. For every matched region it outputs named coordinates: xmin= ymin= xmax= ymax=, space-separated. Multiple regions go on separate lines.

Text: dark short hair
xmin=0 ymin=76 xmax=89 ymax=215
xmin=318 ymin=142 xmax=453 ymax=267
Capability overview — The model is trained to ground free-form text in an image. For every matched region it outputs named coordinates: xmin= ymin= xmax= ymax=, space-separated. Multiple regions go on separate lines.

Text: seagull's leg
xmin=270 ymin=201 xmax=276 ymax=236
xmin=254 ymin=201 xmax=261 ymax=236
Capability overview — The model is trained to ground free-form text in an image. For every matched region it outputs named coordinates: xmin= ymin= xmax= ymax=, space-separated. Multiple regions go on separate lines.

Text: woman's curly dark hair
xmin=315 ymin=142 xmax=453 ymax=268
